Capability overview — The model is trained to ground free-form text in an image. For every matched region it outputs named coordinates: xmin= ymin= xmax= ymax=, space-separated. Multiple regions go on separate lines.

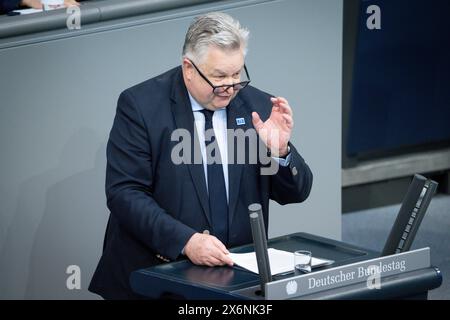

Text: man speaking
xmin=89 ymin=12 xmax=313 ymax=299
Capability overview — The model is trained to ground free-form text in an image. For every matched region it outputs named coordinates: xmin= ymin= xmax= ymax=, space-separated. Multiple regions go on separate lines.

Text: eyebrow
xmin=211 ymin=66 xmax=244 ymax=76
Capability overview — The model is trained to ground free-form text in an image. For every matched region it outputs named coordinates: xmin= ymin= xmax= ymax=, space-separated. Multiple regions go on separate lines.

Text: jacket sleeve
xmin=269 ymin=142 xmax=313 ymax=205
xmin=105 ymin=90 xmax=196 ymax=260
xmin=0 ymin=0 xmax=21 ymax=13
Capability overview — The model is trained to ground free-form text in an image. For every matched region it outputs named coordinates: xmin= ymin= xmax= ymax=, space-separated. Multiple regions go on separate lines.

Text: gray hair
xmin=182 ymin=12 xmax=249 ymax=64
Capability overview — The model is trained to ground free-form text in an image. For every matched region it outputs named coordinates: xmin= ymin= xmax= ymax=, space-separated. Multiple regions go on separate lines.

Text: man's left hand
xmin=251 ymin=97 xmax=293 ymax=157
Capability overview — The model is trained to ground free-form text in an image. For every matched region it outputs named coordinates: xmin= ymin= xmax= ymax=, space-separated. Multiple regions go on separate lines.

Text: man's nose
xmin=223 ymin=85 xmax=234 ymax=94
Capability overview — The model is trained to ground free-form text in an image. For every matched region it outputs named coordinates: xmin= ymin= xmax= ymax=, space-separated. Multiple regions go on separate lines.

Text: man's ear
xmin=182 ymin=59 xmax=194 ymax=81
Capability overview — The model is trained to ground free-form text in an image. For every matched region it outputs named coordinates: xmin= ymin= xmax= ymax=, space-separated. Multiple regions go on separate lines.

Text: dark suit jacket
xmin=0 ymin=0 xmax=20 ymax=13
xmin=89 ymin=66 xmax=313 ymax=299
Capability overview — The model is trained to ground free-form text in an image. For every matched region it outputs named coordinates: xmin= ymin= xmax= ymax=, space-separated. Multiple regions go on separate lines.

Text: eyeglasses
xmin=188 ymin=59 xmax=251 ymax=96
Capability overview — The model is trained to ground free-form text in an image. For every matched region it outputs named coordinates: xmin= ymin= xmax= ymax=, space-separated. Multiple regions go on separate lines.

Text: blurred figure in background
xmin=0 ymin=0 xmax=79 ymax=14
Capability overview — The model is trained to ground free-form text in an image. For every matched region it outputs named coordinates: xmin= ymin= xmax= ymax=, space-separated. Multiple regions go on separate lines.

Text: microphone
xmin=248 ymin=203 xmax=272 ymax=296
xmin=382 ymin=174 xmax=438 ymax=256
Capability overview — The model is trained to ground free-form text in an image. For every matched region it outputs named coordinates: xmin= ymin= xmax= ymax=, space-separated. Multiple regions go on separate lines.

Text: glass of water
xmin=294 ymin=250 xmax=312 ymax=274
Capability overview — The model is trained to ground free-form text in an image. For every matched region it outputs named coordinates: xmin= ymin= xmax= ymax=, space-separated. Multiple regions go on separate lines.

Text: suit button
xmin=291 ymin=166 xmax=298 ymax=176
xmin=203 ymin=230 xmax=210 ymax=235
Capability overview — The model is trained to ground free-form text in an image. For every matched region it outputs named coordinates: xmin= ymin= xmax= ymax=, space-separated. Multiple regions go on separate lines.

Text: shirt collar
xmin=188 ymin=92 xmax=204 ymax=112
xmin=188 ymin=92 xmax=227 ymax=113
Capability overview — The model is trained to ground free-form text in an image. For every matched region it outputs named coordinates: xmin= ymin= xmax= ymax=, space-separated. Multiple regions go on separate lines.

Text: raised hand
xmin=251 ymin=97 xmax=294 ymax=157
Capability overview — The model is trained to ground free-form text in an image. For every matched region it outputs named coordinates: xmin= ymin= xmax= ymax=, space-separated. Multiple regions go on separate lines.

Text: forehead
xmin=201 ymin=46 xmax=244 ymax=73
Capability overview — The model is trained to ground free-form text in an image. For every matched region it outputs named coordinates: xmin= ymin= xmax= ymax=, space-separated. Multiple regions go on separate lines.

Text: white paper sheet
xmin=228 ymin=248 xmax=334 ymax=276
xmin=12 ymin=8 xmax=43 ymax=15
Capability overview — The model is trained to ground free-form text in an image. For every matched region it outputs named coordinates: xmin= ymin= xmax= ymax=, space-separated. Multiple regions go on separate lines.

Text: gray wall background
xmin=0 ymin=0 xmax=342 ymax=299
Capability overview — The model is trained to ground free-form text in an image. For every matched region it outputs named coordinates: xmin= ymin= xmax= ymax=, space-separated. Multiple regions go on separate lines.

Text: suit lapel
xmin=226 ymin=95 xmax=251 ymax=227
xmin=170 ymin=69 xmax=211 ymax=226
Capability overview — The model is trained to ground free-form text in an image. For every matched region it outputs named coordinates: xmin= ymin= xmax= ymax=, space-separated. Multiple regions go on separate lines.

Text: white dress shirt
xmin=190 ymin=94 xmax=230 ymax=202
xmin=188 ymin=93 xmax=291 ymax=205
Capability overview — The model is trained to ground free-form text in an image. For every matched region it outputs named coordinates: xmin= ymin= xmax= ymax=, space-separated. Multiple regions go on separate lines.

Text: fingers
xmin=271 ymin=97 xmax=293 ymax=117
xmin=204 ymin=256 xmax=225 ymax=267
xmin=206 ymin=236 xmax=233 ymax=266
xmin=212 ymin=250 xmax=234 ymax=266
xmin=222 ymin=254 xmax=234 ymax=267
xmin=271 ymin=96 xmax=289 ymax=105
xmin=282 ymin=113 xmax=294 ymax=129
xmin=64 ymin=0 xmax=80 ymax=6
xmin=251 ymin=112 xmax=264 ymax=132
xmin=185 ymin=233 xmax=233 ymax=267
xmin=212 ymin=238 xmax=234 ymax=266
xmin=212 ymin=237 xmax=230 ymax=255
xmin=25 ymin=0 xmax=42 ymax=9
xmin=201 ymin=245 xmax=232 ymax=267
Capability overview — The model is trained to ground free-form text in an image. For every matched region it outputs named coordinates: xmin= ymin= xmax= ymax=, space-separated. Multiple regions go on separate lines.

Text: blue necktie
xmin=200 ymin=109 xmax=229 ymax=245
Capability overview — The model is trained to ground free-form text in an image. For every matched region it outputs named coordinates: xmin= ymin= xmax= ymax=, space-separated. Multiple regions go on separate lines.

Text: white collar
xmin=188 ymin=92 xmax=226 ymax=113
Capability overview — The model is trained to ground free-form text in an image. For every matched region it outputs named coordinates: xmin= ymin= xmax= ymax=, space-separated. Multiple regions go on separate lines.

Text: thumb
xmin=252 ymin=112 xmax=264 ymax=132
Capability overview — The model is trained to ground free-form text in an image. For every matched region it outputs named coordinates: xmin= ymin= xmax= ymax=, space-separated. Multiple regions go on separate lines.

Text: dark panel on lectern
xmin=347 ymin=0 xmax=450 ymax=158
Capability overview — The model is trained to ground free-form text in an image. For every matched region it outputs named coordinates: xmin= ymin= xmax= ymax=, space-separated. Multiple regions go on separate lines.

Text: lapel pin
xmin=236 ymin=118 xmax=245 ymax=126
